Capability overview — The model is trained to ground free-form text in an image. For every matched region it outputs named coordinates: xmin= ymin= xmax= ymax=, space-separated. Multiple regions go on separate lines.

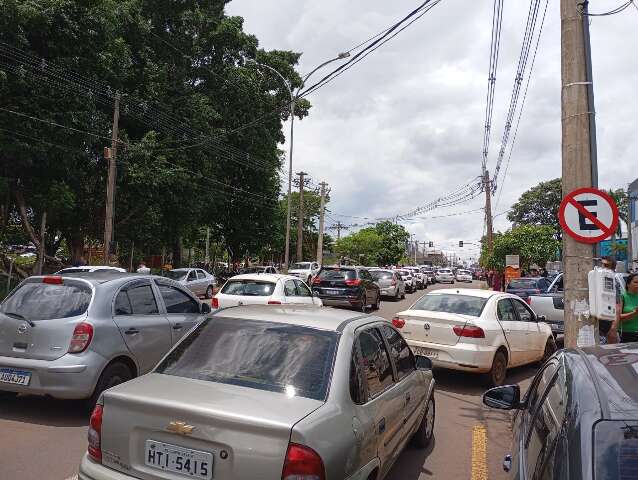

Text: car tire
xmin=401 ymin=291 xmax=406 ymax=300
xmin=372 ymin=292 xmax=381 ymax=310
xmin=394 ymin=289 xmax=401 ymax=302
xmin=88 ymin=362 xmax=133 ymax=409
xmin=205 ymin=285 xmax=214 ymax=299
xmin=485 ymin=351 xmax=507 ymax=387
xmin=540 ymin=337 xmax=558 ymax=365
xmin=359 ymin=295 xmax=368 ymax=313
xmin=0 ymin=391 xmax=18 ymax=401
xmin=412 ymin=396 xmax=435 ymax=448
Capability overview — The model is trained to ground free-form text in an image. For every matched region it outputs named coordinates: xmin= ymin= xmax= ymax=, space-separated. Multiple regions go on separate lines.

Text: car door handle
xmin=172 ymin=324 xmax=183 ymax=330
xmin=378 ymin=417 xmax=386 ymax=434
xmin=125 ymin=328 xmax=140 ymax=335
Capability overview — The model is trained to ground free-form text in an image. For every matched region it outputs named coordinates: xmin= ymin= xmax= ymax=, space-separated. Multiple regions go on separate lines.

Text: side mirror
xmin=415 ymin=355 xmax=433 ymax=371
xmin=483 ymin=385 xmax=521 ymax=410
xmin=201 ymin=303 xmax=211 ymax=314
xmin=537 ymin=315 xmax=546 ymax=322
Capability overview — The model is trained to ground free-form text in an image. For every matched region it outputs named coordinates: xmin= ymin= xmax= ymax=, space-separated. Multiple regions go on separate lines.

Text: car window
xmin=512 ymin=299 xmax=534 ymax=322
xmin=371 ymin=271 xmax=394 ymax=280
xmin=1 ymin=280 xmax=92 ymax=321
xmin=294 ymin=280 xmax=313 ymax=297
xmin=318 ymin=268 xmax=356 ymax=280
xmin=380 ymin=325 xmax=415 ymax=381
xmin=157 ymin=283 xmax=199 ymax=314
xmin=525 ymin=361 xmax=560 ymax=419
xmin=125 ymin=283 xmax=159 ymax=315
xmin=187 ymin=271 xmax=197 ymax=282
xmin=412 ymin=293 xmax=487 ymax=317
xmin=508 ymin=279 xmax=538 ymax=289
xmin=114 ymin=290 xmax=133 ymax=315
xmin=552 ymin=276 xmax=564 ymax=293
xmin=284 ymin=280 xmax=297 ymax=296
xmin=196 ymin=270 xmax=206 ymax=280
xmin=221 ymin=280 xmax=275 ymax=296
xmin=350 ymin=343 xmax=365 ymax=404
xmin=497 ymin=299 xmax=518 ymax=322
xmin=357 ymin=328 xmax=394 ymax=399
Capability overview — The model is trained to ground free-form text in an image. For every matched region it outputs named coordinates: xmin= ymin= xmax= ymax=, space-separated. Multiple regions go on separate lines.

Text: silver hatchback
xmin=78 ymin=305 xmax=436 ymax=480
xmin=0 ymin=272 xmax=210 ymax=404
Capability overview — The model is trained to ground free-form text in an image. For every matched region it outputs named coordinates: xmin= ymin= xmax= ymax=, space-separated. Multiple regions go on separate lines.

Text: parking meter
xmin=588 ymin=267 xmax=617 ymax=322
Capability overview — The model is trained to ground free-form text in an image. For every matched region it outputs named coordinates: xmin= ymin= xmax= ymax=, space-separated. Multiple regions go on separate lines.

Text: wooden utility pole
xmin=36 ymin=211 xmax=47 ymax=275
xmin=296 ymin=171 xmax=307 ymax=262
xmin=562 ymin=0 xmax=597 ymax=348
xmin=316 ymin=182 xmax=328 ymax=264
xmin=484 ymin=170 xmax=494 ymax=253
xmin=103 ymin=93 xmax=121 ymax=264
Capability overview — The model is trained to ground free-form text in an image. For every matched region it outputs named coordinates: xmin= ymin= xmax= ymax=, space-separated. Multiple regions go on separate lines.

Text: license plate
xmin=325 ymin=289 xmax=340 ymax=296
xmin=145 ymin=440 xmax=213 ymax=479
xmin=413 ymin=347 xmax=438 ymax=358
xmin=0 ymin=367 xmax=31 ymax=386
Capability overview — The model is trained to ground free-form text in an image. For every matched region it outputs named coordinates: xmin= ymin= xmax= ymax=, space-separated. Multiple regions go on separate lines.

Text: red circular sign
xmin=558 ymin=187 xmax=619 ymax=244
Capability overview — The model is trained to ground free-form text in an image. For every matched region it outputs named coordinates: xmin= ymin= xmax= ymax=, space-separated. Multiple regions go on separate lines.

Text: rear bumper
xmin=0 ymin=350 xmax=106 ymax=399
xmin=406 ymin=339 xmax=496 ymax=373
xmin=320 ymin=297 xmax=361 ymax=307
xmin=80 ymin=454 xmax=134 ymax=480
xmin=379 ymin=286 xmax=399 ymax=297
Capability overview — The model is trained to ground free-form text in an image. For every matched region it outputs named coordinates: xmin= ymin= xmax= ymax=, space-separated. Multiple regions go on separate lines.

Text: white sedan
xmin=435 ymin=268 xmax=455 ymax=284
xmin=213 ymin=274 xmax=322 ymax=309
xmin=392 ymin=289 xmax=555 ymax=386
xmin=455 ymin=269 xmax=473 ymax=283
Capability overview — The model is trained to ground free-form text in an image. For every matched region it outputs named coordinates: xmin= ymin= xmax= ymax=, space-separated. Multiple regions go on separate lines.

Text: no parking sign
xmin=558 ymin=188 xmax=619 ymax=244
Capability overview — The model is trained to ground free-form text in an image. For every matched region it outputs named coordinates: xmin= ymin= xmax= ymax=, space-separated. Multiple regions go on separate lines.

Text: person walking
xmin=609 ymin=273 xmax=638 ymax=343
xmin=136 ymin=262 xmax=151 ymax=274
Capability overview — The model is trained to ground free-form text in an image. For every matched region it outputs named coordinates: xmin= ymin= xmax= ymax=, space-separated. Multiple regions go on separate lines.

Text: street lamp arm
xmin=298 ymin=52 xmax=350 ymax=94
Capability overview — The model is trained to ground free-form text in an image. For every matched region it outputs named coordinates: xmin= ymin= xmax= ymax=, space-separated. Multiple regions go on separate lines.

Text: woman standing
xmin=610 ymin=274 xmax=638 ymax=343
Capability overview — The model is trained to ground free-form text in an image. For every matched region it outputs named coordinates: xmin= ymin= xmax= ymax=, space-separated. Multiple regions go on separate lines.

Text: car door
xmin=354 ymin=326 xmax=404 ymax=477
xmin=112 ymin=280 xmax=173 ymax=374
xmin=195 ymin=270 xmax=207 ymax=294
xmin=184 ymin=269 xmax=199 ymax=295
xmin=292 ymin=279 xmax=316 ymax=305
xmin=154 ymin=280 xmax=203 ymax=343
xmin=496 ymin=298 xmax=529 ymax=367
xmin=283 ymin=279 xmax=299 ymax=304
xmin=512 ymin=298 xmax=546 ymax=362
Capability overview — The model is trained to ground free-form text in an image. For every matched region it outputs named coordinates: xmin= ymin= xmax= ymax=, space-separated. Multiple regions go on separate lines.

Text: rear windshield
xmin=318 ymin=268 xmax=356 ymax=280
xmin=0 ymin=280 xmax=92 ymax=321
xmin=371 ymin=271 xmax=393 ymax=280
xmin=438 ymin=270 xmax=451 ymax=274
xmin=221 ymin=280 xmax=275 ymax=296
xmin=292 ymin=263 xmax=311 ymax=270
xmin=508 ymin=279 xmax=539 ymax=289
xmin=595 ymin=421 xmax=638 ymax=479
xmin=241 ymin=267 xmax=265 ymax=274
xmin=165 ymin=270 xmax=188 ymax=281
xmin=411 ymin=293 xmax=486 ymax=317
xmin=458 ymin=270 xmax=471 ymax=275
xmin=156 ymin=318 xmax=338 ymax=401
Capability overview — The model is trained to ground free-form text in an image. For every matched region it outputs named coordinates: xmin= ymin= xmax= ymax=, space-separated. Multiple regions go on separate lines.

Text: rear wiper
xmin=1 ymin=311 xmax=36 ymax=327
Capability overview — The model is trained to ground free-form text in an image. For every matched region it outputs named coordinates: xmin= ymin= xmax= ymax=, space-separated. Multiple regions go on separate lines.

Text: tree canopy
xmin=507 ymin=178 xmax=562 ymax=239
xmin=336 ymin=221 xmax=409 ymax=266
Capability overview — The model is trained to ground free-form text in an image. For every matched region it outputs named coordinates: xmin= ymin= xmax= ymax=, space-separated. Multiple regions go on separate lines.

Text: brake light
xmin=212 ymin=297 xmax=219 ymax=309
xmin=312 ymin=276 xmax=321 ymax=285
xmin=281 ymin=443 xmax=325 ymax=480
xmin=392 ymin=317 xmax=405 ymax=329
xmin=88 ymin=404 xmax=103 ymax=462
xmin=453 ymin=325 xmax=485 ymax=338
xmin=68 ymin=322 xmax=93 ymax=353
xmin=525 ymin=297 xmax=533 ymax=305
xmin=345 ymin=279 xmax=361 ymax=286
xmin=43 ymin=276 xmax=63 ymax=284
xmin=268 ymin=300 xmax=282 ymax=305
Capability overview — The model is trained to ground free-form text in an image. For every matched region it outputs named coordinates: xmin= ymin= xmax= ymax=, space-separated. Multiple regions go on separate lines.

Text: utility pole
xmin=103 ymin=93 xmax=120 ymax=264
xmin=562 ymin=0 xmax=597 ymax=348
xmin=484 ymin=170 xmax=494 ymax=253
xmin=334 ymin=222 xmax=345 ymax=241
xmin=296 ymin=171 xmax=307 ymax=262
xmin=205 ymin=227 xmax=210 ymax=264
xmin=414 ymin=240 xmax=418 ymax=265
xmin=36 ymin=211 xmax=46 ymax=275
xmin=316 ymin=182 xmax=328 ymax=264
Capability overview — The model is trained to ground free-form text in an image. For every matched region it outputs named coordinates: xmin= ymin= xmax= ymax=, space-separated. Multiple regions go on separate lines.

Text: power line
xmin=578 ymin=0 xmax=635 ymax=16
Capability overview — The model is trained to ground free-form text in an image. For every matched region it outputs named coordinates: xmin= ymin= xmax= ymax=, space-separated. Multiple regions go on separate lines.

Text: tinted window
xmin=412 ymin=293 xmax=486 ymax=317
xmin=187 ymin=271 xmax=197 ymax=281
xmin=380 ymin=325 xmax=415 ymax=381
xmin=284 ymin=280 xmax=297 ymax=296
xmin=196 ymin=270 xmax=206 ymax=280
xmin=1 ymin=281 xmax=92 ymax=321
xmin=165 ymin=270 xmax=187 ymax=281
xmin=221 ymin=280 xmax=275 ymax=296
xmin=114 ymin=290 xmax=132 ymax=315
xmin=126 ymin=284 xmax=159 ymax=314
xmin=508 ymin=279 xmax=539 ymax=289
xmin=158 ymin=284 xmax=199 ymax=314
xmin=371 ymin=271 xmax=394 ymax=280
xmin=318 ymin=268 xmax=356 ymax=280
xmin=595 ymin=421 xmax=638 ymax=480
xmin=294 ymin=280 xmax=312 ymax=297
xmin=512 ymin=299 xmax=534 ymax=322
xmin=350 ymin=346 xmax=365 ymax=404
xmin=497 ymin=299 xmax=517 ymax=322
xmin=357 ymin=328 xmax=394 ymax=398
xmin=157 ymin=318 xmax=337 ymax=401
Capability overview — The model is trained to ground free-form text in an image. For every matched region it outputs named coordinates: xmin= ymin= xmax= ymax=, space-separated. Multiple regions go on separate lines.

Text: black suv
xmin=312 ymin=266 xmax=380 ymax=312
xmin=483 ymin=343 xmax=638 ymax=479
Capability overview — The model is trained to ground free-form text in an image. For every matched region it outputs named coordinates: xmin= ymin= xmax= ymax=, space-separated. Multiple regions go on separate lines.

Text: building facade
xmin=630 ymin=178 xmax=638 ymax=270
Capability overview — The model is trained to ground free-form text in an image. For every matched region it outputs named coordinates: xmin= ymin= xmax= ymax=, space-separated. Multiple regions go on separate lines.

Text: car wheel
xmin=540 ymin=337 xmax=558 ymax=364
xmin=205 ymin=285 xmax=214 ymax=299
xmin=372 ymin=292 xmax=381 ymax=310
xmin=485 ymin=351 xmax=507 ymax=387
xmin=401 ymin=291 xmax=406 ymax=300
xmin=88 ymin=362 xmax=133 ymax=409
xmin=360 ymin=295 xmax=368 ymax=313
xmin=0 ymin=391 xmax=18 ymax=401
xmin=412 ymin=396 xmax=435 ymax=448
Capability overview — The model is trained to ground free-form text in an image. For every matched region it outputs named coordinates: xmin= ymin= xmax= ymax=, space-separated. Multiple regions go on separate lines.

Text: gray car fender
xmin=345 ymin=457 xmax=381 ymax=480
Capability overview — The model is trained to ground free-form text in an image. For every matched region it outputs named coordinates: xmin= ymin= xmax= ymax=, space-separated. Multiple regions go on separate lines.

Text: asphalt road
xmin=0 ymin=280 xmax=538 ymax=480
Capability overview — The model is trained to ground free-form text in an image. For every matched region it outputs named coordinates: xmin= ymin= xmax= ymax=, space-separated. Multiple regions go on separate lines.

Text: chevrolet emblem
xmin=167 ymin=421 xmax=195 ymax=435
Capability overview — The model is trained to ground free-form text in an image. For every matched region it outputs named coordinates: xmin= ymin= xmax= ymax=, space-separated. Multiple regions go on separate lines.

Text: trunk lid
xmin=0 ymin=277 xmax=93 ymax=360
xmin=101 ymin=374 xmax=324 ymax=480
xmin=400 ymin=310 xmax=476 ymax=346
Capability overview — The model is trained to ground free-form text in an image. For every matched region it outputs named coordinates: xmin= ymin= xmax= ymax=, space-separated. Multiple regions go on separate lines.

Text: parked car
xmin=455 ymin=269 xmax=473 ymax=283
xmin=483 ymin=343 xmax=638 ymax=479
xmin=78 ymin=305 xmax=436 ymax=480
xmin=505 ymin=277 xmax=552 ymax=301
xmin=435 ymin=268 xmax=455 ymax=284
xmin=420 ymin=266 xmax=436 ymax=285
xmin=405 ymin=266 xmax=426 ymax=290
xmin=288 ymin=261 xmax=321 ymax=284
xmin=371 ymin=269 xmax=406 ymax=301
xmin=240 ymin=265 xmax=278 ymax=275
xmin=395 ymin=269 xmax=417 ymax=293
xmin=55 ymin=266 xmax=126 ymax=275
xmin=212 ymin=274 xmax=321 ymax=309
xmin=312 ymin=266 xmax=380 ymax=312
xmin=0 ymin=272 xmax=211 ymax=404
xmin=165 ymin=268 xmax=217 ymax=299
xmin=393 ymin=289 xmax=555 ymax=386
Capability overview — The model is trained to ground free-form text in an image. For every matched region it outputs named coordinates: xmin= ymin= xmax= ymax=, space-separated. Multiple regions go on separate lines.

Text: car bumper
xmin=436 ymin=278 xmax=454 ymax=283
xmin=0 ymin=350 xmax=106 ymax=399
xmin=406 ymin=339 xmax=496 ymax=373
xmin=380 ymin=286 xmax=398 ymax=297
xmin=319 ymin=297 xmax=361 ymax=307
xmin=80 ymin=454 xmax=134 ymax=480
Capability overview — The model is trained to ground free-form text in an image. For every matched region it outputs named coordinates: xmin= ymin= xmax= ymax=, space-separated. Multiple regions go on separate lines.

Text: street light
xmin=248 ymin=52 xmax=350 ymax=272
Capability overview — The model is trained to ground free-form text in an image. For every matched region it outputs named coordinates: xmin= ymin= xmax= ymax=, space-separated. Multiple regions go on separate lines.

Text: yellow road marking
xmin=471 ymin=424 xmax=488 ymax=480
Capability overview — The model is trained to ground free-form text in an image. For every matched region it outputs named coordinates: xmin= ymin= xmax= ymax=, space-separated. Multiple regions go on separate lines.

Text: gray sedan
xmin=371 ymin=269 xmax=406 ymax=301
xmin=165 ymin=268 xmax=216 ymax=298
xmin=78 ymin=305 xmax=436 ymax=480
xmin=0 ymin=272 xmax=210 ymax=404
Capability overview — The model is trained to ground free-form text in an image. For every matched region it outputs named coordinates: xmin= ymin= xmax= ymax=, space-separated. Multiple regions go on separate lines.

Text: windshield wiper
xmin=2 ymin=311 xmax=36 ymax=327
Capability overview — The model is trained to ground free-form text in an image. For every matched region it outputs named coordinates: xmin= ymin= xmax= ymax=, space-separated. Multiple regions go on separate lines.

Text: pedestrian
xmin=72 ymin=256 xmax=87 ymax=267
xmin=136 ymin=262 xmax=151 ymax=274
xmin=609 ymin=273 xmax=638 ymax=343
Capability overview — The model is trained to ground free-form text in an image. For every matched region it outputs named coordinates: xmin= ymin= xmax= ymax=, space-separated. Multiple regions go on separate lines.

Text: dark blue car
xmin=506 ymin=277 xmax=552 ymax=300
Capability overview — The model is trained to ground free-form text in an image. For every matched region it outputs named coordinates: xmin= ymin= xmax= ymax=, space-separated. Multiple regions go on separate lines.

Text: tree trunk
xmin=14 ymin=187 xmax=41 ymax=250
xmin=69 ymin=234 xmax=85 ymax=265
xmin=172 ymin=237 xmax=183 ymax=268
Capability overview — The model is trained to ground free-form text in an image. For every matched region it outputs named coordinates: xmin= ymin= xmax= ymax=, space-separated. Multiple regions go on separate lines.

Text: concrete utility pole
xmin=561 ymin=0 xmax=597 ymax=348
xmin=316 ymin=182 xmax=328 ymax=264
xmin=484 ymin=170 xmax=494 ymax=253
xmin=296 ymin=171 xmax=307 ymax=262
xmin=103 ymin=93 xmax=120 ymax=264
xmin=333 ymin=222 xmax=346 ymax=241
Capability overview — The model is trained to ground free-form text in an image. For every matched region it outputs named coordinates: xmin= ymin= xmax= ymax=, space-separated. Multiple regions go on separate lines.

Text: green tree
xmin=507 ymin=178 xmax=562 ymax=239
xmin=480 ymin=225 xmax=559 ymax=271
xmin=608 ymin=188 xmax=629 ymax=236
xmin=335 ymin=222 xmax=409 ymax=266
xmin=374 ymin=221 xmax=410 ymax=265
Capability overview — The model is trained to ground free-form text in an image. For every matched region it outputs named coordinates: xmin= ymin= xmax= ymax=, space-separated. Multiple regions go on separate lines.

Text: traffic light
xmin=428 ymin=241 xmax=434 ymax=248
xmin=459 ymin=241 xmax=464 ymax=247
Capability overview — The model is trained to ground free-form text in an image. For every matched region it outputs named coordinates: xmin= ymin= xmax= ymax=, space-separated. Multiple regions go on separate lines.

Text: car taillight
xmin=281 ymin=443 xmax=325 ymax=480
xmin=525 ymin=296 xmax=533 ymax=305
xmin=268 ymin=300 xmax=282 ymax=305
xmin=345 ymin=279 xmax=361 ymax=286
xmin=43 ymin=275 xmax=63 ymax=284
xmin=312 ymin=276 xmax=321 ymax=285
xmin=88 ymin=404 xmax=103 ymax=462
xmin=392 ymin=317 xmax=405 ymax=329
xmin=212 ymin=297 xmax=219 ymax=309
xmin=391 ymin=278 xmax=397 ymax=286
xmin=453 ymin=325 xmax=485 ymax=338
xmin=68 ymin=322 xmax=93 ymax=353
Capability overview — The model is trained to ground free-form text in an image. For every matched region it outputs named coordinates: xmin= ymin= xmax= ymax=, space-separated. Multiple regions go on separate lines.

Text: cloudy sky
xmin=226 ymin=0 xmax=638 ymax=261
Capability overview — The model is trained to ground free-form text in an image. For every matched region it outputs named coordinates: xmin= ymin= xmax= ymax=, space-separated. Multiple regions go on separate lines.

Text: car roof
xmin=170 ymin=268 xmax=195 ymax=272
xmin=44 ymin=271 xmax=158 ymax=286
xmin=212 ymin=305 xmax=370 ymax=332
xmin=224 ymin=273 xmax=291 ymax=282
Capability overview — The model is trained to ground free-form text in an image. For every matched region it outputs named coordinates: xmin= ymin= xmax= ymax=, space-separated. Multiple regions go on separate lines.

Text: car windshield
xmin=291 ymin=263 xmax=311 ymax=270
xmin=156 ymin=318 xmax=338 ymax=401
xmin=165 ymin=270 xmax=188 ymax=281
xmin=438 ymin=270 xmax=451 ymax=274
xmin=241 ymin=267 xmax=266 ymax=274
xmin=221 ymin=280 xmax=275 ymax=296
xmin=508 ymin=279 xmax=539 ymax=289
xmin=318 ymin=268 xmax=356 ymax=280
xmin=0 ymin=280 xmax=92 ymax=321
xmin=411 ymin=293 xmax=487 ymax=317
xmin=371 ymin=271 xmax=393 ymax=280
